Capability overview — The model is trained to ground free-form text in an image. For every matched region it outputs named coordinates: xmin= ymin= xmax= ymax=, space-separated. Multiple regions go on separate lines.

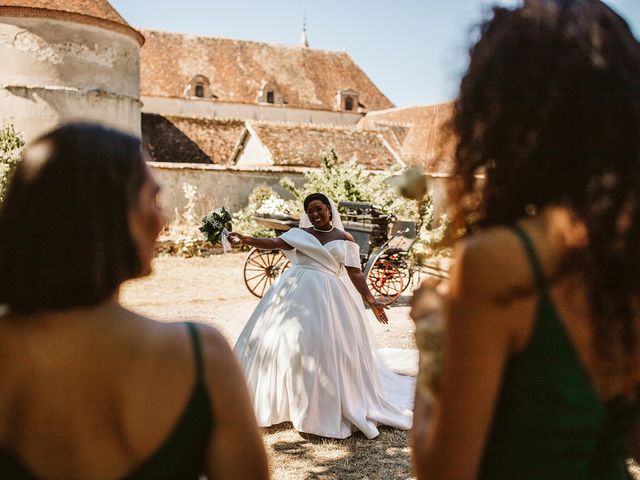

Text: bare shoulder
xmin=342 ymin=230 xmax=356 ymax=243
xmin=452 ymin=226 xmax=531 ymax=299
xmin=135 ymin=319 xmax=232 ymax=365
xmin=189 ymin=322 xmax=234 ymax=365
xmin=188 ymin=323 xmax=253 ymax=410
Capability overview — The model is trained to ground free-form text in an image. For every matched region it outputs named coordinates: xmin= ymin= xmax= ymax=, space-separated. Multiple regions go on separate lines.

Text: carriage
xmin=242 ymin=201 xmax=432 ymax=305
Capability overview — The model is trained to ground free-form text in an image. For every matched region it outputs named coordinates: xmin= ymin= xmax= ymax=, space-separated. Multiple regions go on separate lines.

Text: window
xmin=184 ymin=75 xmax=214 ymax=100
xmin=256 ymin=81 xmax=283 ymax=105
xmin=336 ymin=89 xmax=360 ymax=112
xmin=344 ymin=96 xmax=354 ymax=111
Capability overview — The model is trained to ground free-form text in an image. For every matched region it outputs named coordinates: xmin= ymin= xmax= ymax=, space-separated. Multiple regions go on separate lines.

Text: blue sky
xmin=110 ymin=0 xmax=640 ymax=108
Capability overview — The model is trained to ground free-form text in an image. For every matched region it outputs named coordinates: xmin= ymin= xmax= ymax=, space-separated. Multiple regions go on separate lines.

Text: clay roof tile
xmin=361 ymin=102 xmax=456 ymax=174
xmin=140 ymin=29 xmax=393 ymax=112
xmin=0 ymin=1 xmax=144 ymax=44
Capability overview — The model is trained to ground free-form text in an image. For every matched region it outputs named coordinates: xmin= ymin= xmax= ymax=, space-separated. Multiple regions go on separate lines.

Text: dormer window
xmin=184 ymin=75 xmax=215 ymax=100
xmin=337 ymin=88 xmax=360 ymax=112
xmin=256 ymin=81 xmax=283 ymax=105
xmin=344 ymin=96 xmax=354 ymax=111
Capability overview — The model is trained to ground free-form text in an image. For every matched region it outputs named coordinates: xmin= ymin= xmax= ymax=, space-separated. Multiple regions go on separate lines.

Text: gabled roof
xmin=0 ymin=1 xmax=144 ymax=45
xmin=140 ymin=29 xmax=394 ymax=112
xmin=142 ymin=114 xmax=245 ymax=165
xmin=361 ymin=102 xmax=456 ymax=174
xmin=242 ymin=122 xmax=400 ymax=170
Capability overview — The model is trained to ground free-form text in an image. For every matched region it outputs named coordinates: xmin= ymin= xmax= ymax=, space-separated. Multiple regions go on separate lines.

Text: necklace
xmin=312 ymin=225 xmax=334 ymax=233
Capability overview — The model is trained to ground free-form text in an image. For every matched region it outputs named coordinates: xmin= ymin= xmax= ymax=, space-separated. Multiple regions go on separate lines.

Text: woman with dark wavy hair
xmin=0 ymin=123 xmax=269 ymax=479
xmin=411 ymin=1 xmax=640 ymax=478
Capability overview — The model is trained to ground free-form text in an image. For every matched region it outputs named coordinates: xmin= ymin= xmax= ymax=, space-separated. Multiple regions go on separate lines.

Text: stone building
xmin=361 ymin=102 xmax=456 ymax=174
xmin=0 ymin=1 xmax=455 ymax=216
xmin=139 ymin=29 xmax=393 ymax=125
xmin=0 ymin=0 xmax=144 ymax=141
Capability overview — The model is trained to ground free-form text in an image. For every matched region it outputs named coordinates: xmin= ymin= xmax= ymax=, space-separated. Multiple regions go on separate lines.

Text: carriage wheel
xmin=366 ymin=259 xmax=404 ymax=305
xmin=379 ymin=251 xmax=412 ymax=292
xmin=243 ymin=249 xmax=290 ymax=298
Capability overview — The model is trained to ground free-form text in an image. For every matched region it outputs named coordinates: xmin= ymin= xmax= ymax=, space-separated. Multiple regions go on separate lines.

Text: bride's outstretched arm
xmin=227 ymin=232 xmax=293 ymax=250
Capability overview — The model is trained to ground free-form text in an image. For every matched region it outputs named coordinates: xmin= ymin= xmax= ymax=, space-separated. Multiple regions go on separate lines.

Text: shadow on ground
xmin=265 ymin=423 xmax=413 ymax=479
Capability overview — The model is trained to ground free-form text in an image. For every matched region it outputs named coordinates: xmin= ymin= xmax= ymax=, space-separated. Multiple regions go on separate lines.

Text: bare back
xmin=412 ymin=212 xmax=640 ymax=479
xmin=0 ymin=306 xmax=203 ymax=479
xmin=498 ymin=222 xmax=640 ymax=401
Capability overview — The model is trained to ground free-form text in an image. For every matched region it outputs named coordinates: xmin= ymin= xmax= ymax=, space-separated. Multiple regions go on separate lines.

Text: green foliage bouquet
xmin=199 ymin=207 xmax=233 ymax=244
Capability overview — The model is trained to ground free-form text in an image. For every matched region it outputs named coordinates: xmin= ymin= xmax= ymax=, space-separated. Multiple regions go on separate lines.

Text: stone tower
xmin=0 ymin=0 xmax=144 ymax=141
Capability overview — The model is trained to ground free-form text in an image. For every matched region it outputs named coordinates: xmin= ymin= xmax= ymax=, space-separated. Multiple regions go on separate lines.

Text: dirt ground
xmin=120 ymin=253 xmax=417 ymax=350
xmin=120 ymin=253 xmax=418 ymax=480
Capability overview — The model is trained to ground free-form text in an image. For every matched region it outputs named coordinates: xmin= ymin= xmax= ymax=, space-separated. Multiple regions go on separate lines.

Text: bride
xmin=228 ymin=193 xmax=414 ymax=439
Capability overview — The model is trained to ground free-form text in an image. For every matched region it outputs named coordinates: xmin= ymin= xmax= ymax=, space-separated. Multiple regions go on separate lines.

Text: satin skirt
xmin=234 ymin=265 xmax=415 ymax=439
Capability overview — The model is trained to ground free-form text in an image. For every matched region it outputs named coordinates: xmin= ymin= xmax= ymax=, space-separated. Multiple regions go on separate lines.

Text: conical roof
xmin=0 ymin=0 xmax=144 ymax=45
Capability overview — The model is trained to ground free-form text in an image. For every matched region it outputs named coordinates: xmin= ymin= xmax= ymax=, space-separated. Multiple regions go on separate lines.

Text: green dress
xmin=0 ymin=322 xmax=212 ymax=479
xmin=479 ymin=226 xmax=638 ymax=479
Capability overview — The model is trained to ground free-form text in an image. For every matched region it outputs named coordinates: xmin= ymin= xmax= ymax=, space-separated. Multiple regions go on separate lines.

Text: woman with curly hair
xmin=411 ymin=0 xmax=640 ymax=478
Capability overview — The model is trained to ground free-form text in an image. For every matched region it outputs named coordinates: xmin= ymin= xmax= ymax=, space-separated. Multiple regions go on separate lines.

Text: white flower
xmin=256 ymin=195 xmax=292 ymax=216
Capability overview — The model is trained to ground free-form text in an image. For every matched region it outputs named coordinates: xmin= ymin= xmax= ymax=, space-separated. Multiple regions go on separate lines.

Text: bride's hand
xmin=226 ymin=232 xmax=244 ymax=245
xmin=369 ymin=300 xmax=389 ymax=324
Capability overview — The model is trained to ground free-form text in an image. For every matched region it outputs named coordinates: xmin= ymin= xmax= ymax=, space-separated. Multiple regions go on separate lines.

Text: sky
xmin=110 ymin=0 xmax=640 ymax=108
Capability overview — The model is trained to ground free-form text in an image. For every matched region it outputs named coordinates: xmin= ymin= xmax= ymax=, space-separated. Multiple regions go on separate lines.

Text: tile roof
xmin=361 ymin=102 xmax=456 ymax=174
xmin=140 ymin=29 xmax=394 ymax=112
xmin=245 ymin=122 xmax=399 ymax=170
xmin=142 ymin=114 xmax=245 ymax=165
xmin=0 ymin=1 xmax=144 ymax=44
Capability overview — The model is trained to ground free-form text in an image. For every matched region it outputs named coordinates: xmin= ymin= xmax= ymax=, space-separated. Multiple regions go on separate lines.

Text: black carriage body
xmin=252 ymin=213 xmax=299 ymax=236
xmin=337 ymin=201 xmax=391 ymax=265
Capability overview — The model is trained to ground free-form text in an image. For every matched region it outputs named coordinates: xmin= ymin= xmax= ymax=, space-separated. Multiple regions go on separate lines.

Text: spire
xmin=300 ymin=9 xmax=309 ymax=48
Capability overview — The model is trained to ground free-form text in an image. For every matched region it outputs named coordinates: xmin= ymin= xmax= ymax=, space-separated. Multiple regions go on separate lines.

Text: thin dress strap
xmin=511 ymin=224 xmax=546 ymax=293
xmin=185 ymin=322 xmax=204 ymax=382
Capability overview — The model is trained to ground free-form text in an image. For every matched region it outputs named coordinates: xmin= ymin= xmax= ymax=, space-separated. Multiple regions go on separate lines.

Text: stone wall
xmin=148 ymin=162 xmax=306 ymax=221
xmin=0 ymin=17 xmax=140 ymax=141
xmin=149 ymin=161 xmax=452 ymax=225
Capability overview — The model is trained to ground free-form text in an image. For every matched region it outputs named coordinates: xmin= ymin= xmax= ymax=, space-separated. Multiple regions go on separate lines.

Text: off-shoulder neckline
xmin=297 ymin=228 xmax=355 ymax=248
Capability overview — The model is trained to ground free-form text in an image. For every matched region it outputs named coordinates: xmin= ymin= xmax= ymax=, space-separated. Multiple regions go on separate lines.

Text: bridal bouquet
xmin=199 ymin=207 xmax=233 ymax=246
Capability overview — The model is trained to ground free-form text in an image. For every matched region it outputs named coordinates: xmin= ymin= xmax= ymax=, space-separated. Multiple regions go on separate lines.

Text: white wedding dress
xmin=233 ymin=227 xmax=414 ymax=439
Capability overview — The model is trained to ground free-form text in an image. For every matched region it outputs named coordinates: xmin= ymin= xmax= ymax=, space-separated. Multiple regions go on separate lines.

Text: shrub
xmin=279 ymin=147 xmax=432 ymax=225
xmin=157 ymin=182 xmax=220 ymax=257
xmin=0 ymin=124 xmax=25 ymax=203
xmin=232 ymin=185 xmax=284 ymax=240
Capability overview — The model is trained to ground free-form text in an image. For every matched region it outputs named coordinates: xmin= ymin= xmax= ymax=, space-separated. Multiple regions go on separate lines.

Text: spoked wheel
xmin=243 ymin=249 xmax=290 ymax=298
xmin=379 ymin=250 xmax=412 ymax=292
xmin=366 ymin=259 xmax=404 ymax=305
